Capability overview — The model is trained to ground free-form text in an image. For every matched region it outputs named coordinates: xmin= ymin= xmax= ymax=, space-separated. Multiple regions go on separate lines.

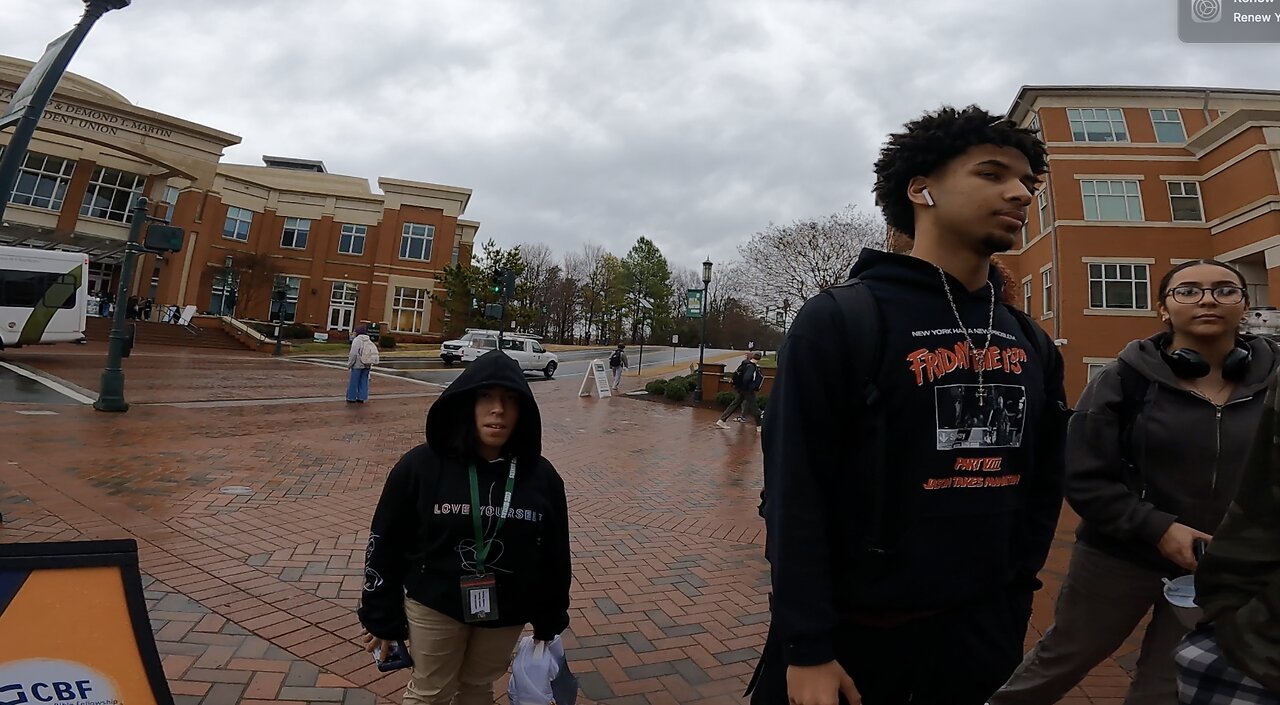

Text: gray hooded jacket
xmin=1067 ymin=334 xmax=1279 ymax=573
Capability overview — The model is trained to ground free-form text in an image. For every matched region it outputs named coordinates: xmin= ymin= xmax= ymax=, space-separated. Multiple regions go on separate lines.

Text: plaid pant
xmin=1175 ymin=628 xmax=1279 ymax=705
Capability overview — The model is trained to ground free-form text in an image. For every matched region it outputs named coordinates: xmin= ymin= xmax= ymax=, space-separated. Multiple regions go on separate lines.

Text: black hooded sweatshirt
xmin=763 ymin=249 xmax=1067 ymax=667
xmin=1068 ymin=333 xmax=1278 ymax=573
xmin=357 ymin=350 xmax=572 ymax=641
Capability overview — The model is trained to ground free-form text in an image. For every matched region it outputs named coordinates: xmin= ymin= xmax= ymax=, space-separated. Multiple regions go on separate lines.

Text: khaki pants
xmin=403 ymin=598 xmax=524 ymax=705
xmin=990 ymin=542 xmax=1187 ymax=705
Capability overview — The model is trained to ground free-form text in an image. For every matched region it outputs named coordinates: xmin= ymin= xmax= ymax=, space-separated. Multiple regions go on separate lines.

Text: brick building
xmin=1000 ymin=85 xmax=1280 ymax=401
xmin=0 ymin=55 xmax=478 ymax=341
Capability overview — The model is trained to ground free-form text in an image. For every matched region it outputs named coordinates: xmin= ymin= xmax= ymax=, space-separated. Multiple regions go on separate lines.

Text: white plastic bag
xmin=508 ymin=635 xmax=578 ymax=705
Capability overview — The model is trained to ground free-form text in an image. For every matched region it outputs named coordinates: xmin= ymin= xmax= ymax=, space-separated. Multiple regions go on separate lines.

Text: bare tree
xmin=519 ymin=242 xmax=555 ymax=289
xmin=736 ymin=205 xmax=886 ymax=309
xmin=579 ymin=243 xmax=609 ymax=345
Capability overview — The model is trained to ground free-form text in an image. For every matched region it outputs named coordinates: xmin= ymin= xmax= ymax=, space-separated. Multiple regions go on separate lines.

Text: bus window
xmin=0 ymin=270 xmax=76 ymax=309
xmin=43 ymin=273 xmax=78 ymax=309
xmin=0 ymin=270 xmax=42 ymax=307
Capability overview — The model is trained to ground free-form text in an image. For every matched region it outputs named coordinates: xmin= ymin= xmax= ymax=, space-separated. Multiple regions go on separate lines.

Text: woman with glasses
xmin=991 ymin=259 xmax=1280 ymax=705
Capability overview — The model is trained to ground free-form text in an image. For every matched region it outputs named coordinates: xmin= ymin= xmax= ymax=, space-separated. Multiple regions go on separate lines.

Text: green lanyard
xmin=468 ymin=459 xmax=517 ymax=575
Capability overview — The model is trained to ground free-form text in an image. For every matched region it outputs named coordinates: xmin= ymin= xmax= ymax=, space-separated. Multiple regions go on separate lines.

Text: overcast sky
xmin=2 ymin=1 xmax=1276 ymax=274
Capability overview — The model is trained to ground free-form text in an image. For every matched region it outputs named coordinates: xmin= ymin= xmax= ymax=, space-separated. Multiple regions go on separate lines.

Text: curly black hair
xmin=873 ymin=105 xmax=1048 ymax=238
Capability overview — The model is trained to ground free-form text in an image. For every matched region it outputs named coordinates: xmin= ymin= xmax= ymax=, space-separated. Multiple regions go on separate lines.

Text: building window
xmin=1042 ymin=268 xmax=1054 ymax=316
xmin=1082 ymin=180 xmax=1144 ymax=222
xmin=160 ymin=185 xmax=179 ymax=222
xmin=399 ymin=223 xmax=434 ymax=261
xmin=80 ymin=167 xmax=146 ymax=222
xmin=452 ymin=244 xmax=461 ymax=266
xmin=1037 ymin=190 xmax=1051 ymax=233
xmin=223 ymin=207 xmax=253 ymax=242
xmin=1027 ymin=114 xmax=1041 ymax=137
xmin=1150 ymin=109 xmax=1187 ymax=143
xmin=1168 ymin=181 xmax=1204 ymax=222
xmin=391 ymin=286 xmax=428 ymax=333
xmin=1020 ymin=223 xmax=1028 ymax=248
xmin=1089 ymin=263 xmax=1150 ymax=310
xmin=1023 ymin=280 xmax=1033 ymax=314
xmin=269 ymin=275 xmax=301 ymax=322
xmin=1087 ymin=363 xmax=1108 ymax=382
xmin=1067 ymin=108 xmax=1129 ymax=143
xmin=6 ymin=152 xmax=75 ymax=211
xmin=338 ymin=223 xmax=366 ymax=255
xmin=280 ymin=218 xmax=310 ymax=250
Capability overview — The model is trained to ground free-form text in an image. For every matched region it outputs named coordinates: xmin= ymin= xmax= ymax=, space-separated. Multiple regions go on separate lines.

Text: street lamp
xmin=694 ymin=258 xmax=713 ymax=402
xmin=93 ymin=195 xmax=148 ymax=412
xmin=0 ymin=0 xmax=132 ymax=221
xmin=221 ymin=255 xmax=234 ymax=317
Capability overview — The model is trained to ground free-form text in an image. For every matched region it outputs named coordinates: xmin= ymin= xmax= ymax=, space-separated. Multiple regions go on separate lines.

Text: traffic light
xmin=490 ymin=269 xmax=503 ymax=295
xmin=503 ymin=270 xmax=517 ymax=299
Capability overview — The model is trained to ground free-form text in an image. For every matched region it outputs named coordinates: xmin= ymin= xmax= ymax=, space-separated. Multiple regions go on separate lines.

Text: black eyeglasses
xmin=1166 ymin=285 xmax=1246 ymax=305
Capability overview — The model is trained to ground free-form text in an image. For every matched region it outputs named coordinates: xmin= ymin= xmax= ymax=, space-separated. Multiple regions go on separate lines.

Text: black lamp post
xmin=271 ymin=284 xmax=288 ymax=356
xmin=92 ymin=195 xmax=147 ymax=412
xmin=221 ymin=255 xmax=234 ymax=317
xmin=694 ymin=258 xmax=712 ymax=402
xmin=0 ymin=1 xmax=132 ymax=220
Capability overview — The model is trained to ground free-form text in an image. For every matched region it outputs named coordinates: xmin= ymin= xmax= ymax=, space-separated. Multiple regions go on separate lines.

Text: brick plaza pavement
xmin=0 ymin=345 xmax=1143 ymax=704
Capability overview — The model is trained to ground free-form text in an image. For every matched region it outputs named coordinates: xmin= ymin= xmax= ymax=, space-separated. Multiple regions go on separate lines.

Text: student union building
xmin=0 ymin=56 xmax=479 ymax=342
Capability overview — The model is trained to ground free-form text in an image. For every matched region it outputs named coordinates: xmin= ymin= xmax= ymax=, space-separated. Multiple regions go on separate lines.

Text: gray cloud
xmin=3 ymin=0 xmax=1276 ymax=271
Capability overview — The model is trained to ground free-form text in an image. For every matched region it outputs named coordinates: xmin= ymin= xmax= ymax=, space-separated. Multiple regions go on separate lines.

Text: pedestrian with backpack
xmin=347 ymin=324 xmax=379 ymax=403
xmin=609 ymin=344 xmax=628 ymax=391
xmin=752 ymin=105 xmax=1069 ymax=705
xmin=716 ymin=351 xmax=764 ymax=432
xmin=991 ymin=259 xmax=1280 ymax=705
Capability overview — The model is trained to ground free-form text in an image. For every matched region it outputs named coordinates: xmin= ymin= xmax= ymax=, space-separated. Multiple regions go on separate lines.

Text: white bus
xmin=0 ymin=245 xmax=89 ymax=350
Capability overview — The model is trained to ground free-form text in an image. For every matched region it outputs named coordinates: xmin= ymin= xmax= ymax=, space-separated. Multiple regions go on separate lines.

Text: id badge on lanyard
xmin=461 ymin=459 xmax=516 ymax=623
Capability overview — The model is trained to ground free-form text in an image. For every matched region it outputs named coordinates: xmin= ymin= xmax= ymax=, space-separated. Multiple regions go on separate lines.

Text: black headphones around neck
xmin=1156 ymin=332 xmax=1253 ymax=380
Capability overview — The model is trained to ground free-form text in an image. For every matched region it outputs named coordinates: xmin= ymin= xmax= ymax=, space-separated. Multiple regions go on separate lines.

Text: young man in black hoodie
xmin=358 ymin=349 xmax=572 ymax=705
xmin=757 ymin=106 xmax=1068 ymax=705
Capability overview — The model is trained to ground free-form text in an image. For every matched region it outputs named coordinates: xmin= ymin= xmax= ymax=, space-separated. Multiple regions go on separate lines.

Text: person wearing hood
xmin=357 ymin=349 xmax=572 ymax=705
xmin=756 ymin=106 xmax=1067 ymax=705
xmin=992 ymin=259 xmax=1280 ymax=705
xmin=347 ymin=324 xmax=377 ymax=403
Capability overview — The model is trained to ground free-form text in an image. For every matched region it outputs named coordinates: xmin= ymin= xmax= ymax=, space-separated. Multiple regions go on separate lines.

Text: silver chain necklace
xmin=937 ymin=266 xmax=996 ymax=401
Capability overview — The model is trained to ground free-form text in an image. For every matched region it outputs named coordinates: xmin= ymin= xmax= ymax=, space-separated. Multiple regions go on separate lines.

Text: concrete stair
xmin=85 ymin=317 xmax=249 ymax=351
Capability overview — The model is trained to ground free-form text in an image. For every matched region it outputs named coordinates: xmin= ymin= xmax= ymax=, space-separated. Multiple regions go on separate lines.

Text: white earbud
xmin=922 ymin=188 xmax=935 ymax=207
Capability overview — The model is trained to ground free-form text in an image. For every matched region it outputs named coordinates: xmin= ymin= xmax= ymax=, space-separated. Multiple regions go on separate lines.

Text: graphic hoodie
xmin=763 ymin=248 xmax=1067 ymax=666
xmin=358 ymin=350 xmax=572 ymax=641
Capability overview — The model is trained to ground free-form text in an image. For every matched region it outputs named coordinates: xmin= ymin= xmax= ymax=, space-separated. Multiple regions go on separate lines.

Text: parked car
xmin=461 ymin=333 xmax=558 ymax=378
xmin=440 ymin=328 xmax=499 ymax=366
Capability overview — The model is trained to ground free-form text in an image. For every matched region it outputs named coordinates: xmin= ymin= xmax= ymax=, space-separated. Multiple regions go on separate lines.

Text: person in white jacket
xmin=347 ymin=325 xmax=377 ymax=403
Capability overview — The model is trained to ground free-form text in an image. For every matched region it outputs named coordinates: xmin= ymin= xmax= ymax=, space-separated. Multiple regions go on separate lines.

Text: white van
xmin=0 ymin=245 xmax=89 ymax=350
xmin=461 ymin=333 xmax=559 ymax=378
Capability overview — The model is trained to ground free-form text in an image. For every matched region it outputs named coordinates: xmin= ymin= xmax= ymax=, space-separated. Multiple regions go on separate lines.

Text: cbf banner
xmin=0 ymin=540 xmax=173 ymax=705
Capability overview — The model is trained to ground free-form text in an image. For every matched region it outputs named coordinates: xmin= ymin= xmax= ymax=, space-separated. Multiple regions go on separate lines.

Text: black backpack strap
xmin=1114 ymin=359 xmax=1151 ymax=495
xmin=1008 ymin=307 xmax=1059 ymax=400
xmin=824 ymin=278 xmax=899 ymax=564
